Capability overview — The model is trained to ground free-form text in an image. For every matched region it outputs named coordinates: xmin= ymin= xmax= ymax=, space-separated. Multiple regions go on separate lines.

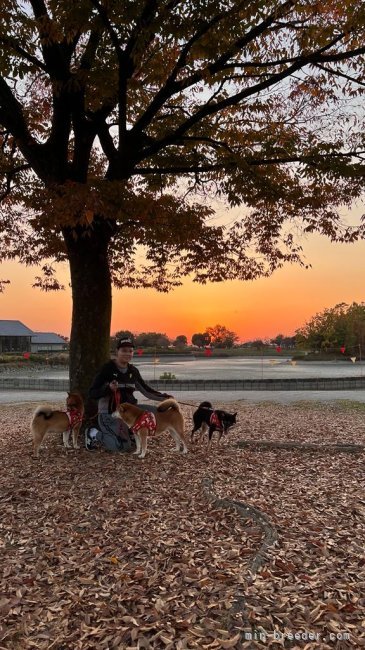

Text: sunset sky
xmin=1 ymin=184 xmax=362 ymax=349
xmin=1 ymin=201 xmax=364 ymax=343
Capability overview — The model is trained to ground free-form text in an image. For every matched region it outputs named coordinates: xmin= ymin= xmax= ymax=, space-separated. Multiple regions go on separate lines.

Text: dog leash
xmin=111 ymin=389 xmax=121 ymax=411
xmin=176 ymin=400 xmax=211 ymax=409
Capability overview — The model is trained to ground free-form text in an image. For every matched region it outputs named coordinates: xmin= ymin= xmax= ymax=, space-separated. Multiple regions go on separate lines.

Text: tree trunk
xmin=63 ymin=221 xmax=114 ymax=414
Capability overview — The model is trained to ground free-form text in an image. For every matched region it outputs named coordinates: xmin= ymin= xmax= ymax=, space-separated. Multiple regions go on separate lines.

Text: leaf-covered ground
xmin=0 ymin=400 xmax=364 ymax=649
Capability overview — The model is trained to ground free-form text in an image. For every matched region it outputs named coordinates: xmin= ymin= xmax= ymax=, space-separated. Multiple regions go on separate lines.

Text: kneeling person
xmin=85 ymin=338 xmax=171 ymax=452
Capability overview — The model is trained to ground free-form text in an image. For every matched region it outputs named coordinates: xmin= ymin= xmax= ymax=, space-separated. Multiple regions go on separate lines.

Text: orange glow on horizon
xmin=1 ymin=229 xmax=365 ymax=342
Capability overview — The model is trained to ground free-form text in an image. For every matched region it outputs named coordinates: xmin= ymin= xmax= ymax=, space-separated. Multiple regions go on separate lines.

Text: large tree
xmin=205 ymin=324 xmax=239 ymax=348
xmin=1 ymin=1 xmax=365 ymax=397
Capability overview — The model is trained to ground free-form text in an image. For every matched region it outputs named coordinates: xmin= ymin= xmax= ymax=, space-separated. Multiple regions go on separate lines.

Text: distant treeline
xmin=110 ymin=326 xmax=296 ymax=350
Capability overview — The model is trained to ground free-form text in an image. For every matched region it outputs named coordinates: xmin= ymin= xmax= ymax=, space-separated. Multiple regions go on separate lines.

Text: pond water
xmin=136 ymin=358 xmax=365 ymax=380
xmin=2 ymin=358 xmax=364 ymax=381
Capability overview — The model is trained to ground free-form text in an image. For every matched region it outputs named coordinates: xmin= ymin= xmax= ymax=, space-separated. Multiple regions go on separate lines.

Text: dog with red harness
xmin=31 ymin=392 xmax=84 ymax=457
xmin=191 ymin=401 xmax=237 ymax=449
xmin=112 ymin=398 xmax=188 ymax=459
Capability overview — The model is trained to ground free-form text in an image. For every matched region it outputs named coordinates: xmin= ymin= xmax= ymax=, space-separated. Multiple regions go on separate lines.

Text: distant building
xmin=0 ymin=320 xmax=34 ymax=353
xmin=0 ymin=321 xmax=68 ymax=354
xmin=31 ymin=332 xmax=68 ymax=353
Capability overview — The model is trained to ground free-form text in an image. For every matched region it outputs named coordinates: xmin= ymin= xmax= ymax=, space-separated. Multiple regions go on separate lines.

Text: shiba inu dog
xmin=113 ymin=398 xmax=188 ymax=459
xmin=31 ymin=392 xmax=84 ymax=457
xmin=191 ymin=401 xmax=237 ymax=449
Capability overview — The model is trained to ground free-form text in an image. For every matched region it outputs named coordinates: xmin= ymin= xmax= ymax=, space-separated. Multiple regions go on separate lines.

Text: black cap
xmin=116 ymin=337 xmax=135 ymax=349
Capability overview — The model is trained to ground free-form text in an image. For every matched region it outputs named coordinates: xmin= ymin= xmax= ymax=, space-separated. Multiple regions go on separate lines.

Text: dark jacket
xmin=89 ymin=361 xmax=167 ymax=413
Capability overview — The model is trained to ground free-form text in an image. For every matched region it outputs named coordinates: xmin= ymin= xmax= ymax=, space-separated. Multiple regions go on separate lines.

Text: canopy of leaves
xmin=173 ymin=335 xmax=188 ymax=347
xmin=248 ymin=338 xmax=265 ymax=350
xmin=192 ymin=332 xmax=211 ymax=348
xmin=135 ymin=331 xmax=170 ymax=347
xmin=1 ymin=0 xmax=365 ymax=290
xmin=296 ymin=301 xmax=365 ymax=352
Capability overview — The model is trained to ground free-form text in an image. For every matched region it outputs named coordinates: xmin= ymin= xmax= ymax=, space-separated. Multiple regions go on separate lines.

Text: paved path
xmin=1 ymin=389 xmax=364 ymax=406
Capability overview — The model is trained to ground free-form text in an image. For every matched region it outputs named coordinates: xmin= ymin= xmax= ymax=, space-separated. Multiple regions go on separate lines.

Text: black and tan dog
xmin=191 ymin=401 xmax=237 ymax=449
xmin=113 ymin=398 xmax=188 ymax=459
xmin=31 ymin=392 xmax=84 ymax=457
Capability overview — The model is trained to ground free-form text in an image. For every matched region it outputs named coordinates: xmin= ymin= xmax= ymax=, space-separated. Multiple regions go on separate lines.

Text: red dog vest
xmin=66 ymin=409 xmax=83 ymax=429
xmin=210 ymin=411 xmax=223 ymax=431
xmin=131 ymin=411 xmax=157 ymax=436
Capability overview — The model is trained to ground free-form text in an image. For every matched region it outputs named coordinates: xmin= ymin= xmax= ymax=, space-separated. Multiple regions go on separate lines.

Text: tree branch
xmin=124 ymin=0 xmax=159 ymax=59
xmin=96 ymin=121 xmax=119 ymax=174
xmin=68 ymin=28 xmax=105 ymax=179
xmin=0 ymin=163 xmax=30 ymax=201
xmin=319 ymin=45 xmax=365 ymax=63
xmin=314 ymin=62 xmax=365 ymax=88
xmin=79 ymin=29 xmax=102 ymax=71
xmin=89 ymin=0 xmax=122 ymax=54
xmin=0 ymin=77 xmax=37 ymax=151
xmin=29 ymin=0 xmax=77 ymax=79
xmin=138 ymin=58 xmax=307 ymax=160
xmin=0 ymin=75 xmax=69 ymax=182
xmin=133 ymin=149 xmax=365 ymax=175
xmin=0 ymin=36 xmax=47 ymax=72
xmin=177 ymin=0 xmax=296 ymax=91
xmin=131 ymin=0 xmax=294 ymax=136
xmin=136 ymin=30 xmax=354 ymax=161
xmin=89 ymin=0 xmax=134 ymax=157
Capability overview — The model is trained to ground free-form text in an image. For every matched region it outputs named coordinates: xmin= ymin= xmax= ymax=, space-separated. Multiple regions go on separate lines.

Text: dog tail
xmin=157 ymin=398 xmax=181 ymax=413
xmin=199 ymin=401 xmax=213 ymax=409
xmin=32 ymin=406 xmax=55 ymax=420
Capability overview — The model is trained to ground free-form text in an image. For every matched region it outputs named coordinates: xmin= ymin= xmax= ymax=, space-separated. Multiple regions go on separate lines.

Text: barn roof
xmin=0 ymin=320 xmax=35 ymax=336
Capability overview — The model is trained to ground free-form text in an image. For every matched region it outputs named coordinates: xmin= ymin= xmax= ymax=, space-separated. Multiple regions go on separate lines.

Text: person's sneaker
xmin=85 ymin=427 xmax=99 ymax=451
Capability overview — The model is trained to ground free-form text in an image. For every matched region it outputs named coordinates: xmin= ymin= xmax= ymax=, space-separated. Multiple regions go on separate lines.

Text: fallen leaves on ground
xmin=0 ymin=400 xmax=364 ymax=649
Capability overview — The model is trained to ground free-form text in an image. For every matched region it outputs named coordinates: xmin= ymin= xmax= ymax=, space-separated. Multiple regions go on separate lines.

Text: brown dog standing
xmin=113 ymin=398 xmax=188 ymax=458
xmin=31 ymin=392 xmax=84 ymax=457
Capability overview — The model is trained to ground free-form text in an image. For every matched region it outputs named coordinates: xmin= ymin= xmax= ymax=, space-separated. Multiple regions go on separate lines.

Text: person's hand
xmin=109 ymin=380 xmax=119 ymax=392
